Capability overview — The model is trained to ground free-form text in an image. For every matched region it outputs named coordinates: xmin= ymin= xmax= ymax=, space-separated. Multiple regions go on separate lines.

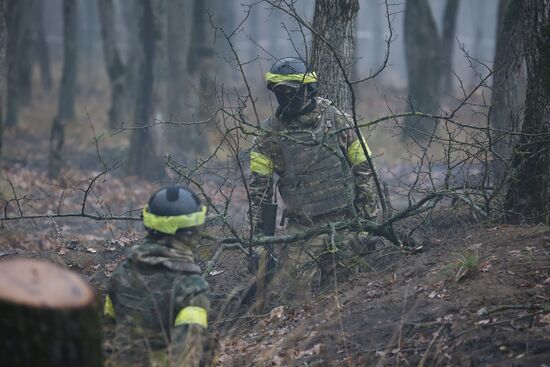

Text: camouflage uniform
xmin=105 ymin=236 xmax=212 ymax=366
xmin=249 ymin=97 xmax=378 ymax=305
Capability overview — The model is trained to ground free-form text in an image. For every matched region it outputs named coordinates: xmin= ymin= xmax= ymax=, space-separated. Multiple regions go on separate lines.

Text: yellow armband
xmin=250 ymin=151 xmax=274 ymax=176
xmin=347 ymin=139 xmax=372 ymax=165
xmin=174 ymin=306 xmax=208 ymax=328
xmin=104 ymin=294 xmax=115 ymax=318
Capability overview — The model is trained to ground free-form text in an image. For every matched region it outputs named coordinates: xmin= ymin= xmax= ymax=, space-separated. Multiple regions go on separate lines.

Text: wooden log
xmin=0 ymin=258 xmax=103 ymax=367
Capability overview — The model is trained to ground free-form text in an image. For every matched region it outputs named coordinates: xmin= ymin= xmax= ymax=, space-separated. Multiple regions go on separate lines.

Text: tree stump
xmin=0 ymin=258 xmax=103 ymax=367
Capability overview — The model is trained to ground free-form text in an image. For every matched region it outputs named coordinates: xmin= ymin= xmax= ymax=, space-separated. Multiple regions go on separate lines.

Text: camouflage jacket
xmin=105 ymin=236 xmax=213 ymax=366
xmin=249 ymin=97 xmax=378 ymax=231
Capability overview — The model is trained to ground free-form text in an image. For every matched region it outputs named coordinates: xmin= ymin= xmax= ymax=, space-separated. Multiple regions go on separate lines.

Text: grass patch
xmin=448 ymin=250 xmax=481 ymax=282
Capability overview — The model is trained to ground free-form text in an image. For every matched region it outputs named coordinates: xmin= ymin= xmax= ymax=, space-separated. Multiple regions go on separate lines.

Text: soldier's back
xmin=108 ymin=238 xmax=209 ymax=365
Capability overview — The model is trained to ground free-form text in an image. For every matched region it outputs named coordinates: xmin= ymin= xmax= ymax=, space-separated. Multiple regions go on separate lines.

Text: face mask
xmin=274 ymin=86 xmax=307 ymax=116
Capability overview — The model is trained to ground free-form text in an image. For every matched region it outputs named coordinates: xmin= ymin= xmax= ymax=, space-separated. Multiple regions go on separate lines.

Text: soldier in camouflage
xmin=104 ymin=186 xmax=214 ymax=366
xmin=249 ymin=57 xmax=378 ymax=306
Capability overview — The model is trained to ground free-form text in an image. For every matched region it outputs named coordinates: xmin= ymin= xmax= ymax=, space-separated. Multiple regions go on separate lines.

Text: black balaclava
xmin=274 ymin=85 xmax=315 ymax=121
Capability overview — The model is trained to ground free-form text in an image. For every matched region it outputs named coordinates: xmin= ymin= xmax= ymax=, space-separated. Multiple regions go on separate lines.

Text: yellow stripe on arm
xmin=174 ymin=306 xmax=208 ymax=328
xmin=346 ymin=138 xmax=372 ymax=165
xmin=104 ymin=294 xmax=115 ymax=318
xmin=250 ymin=151 xmax=274 ymax=176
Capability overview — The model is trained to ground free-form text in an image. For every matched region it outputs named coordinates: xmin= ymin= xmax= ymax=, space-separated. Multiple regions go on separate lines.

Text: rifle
xmin=259 ymin=202 xmax=278 ymax=282
xmin=250 ymin=202 xmax=278 ymax=312
xmin=242 ymin=202 xmax=279 ymax=310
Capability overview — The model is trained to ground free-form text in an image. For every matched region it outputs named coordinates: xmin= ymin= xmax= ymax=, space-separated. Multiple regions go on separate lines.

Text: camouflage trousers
xmin=275 ymin=221 xmax=370 ymax=307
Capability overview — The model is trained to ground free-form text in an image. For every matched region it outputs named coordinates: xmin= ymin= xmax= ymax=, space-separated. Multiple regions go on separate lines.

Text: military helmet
xmin=265 ymin=57 xmax=318 ymax=96
xmin=142 ymin=186 xmax=207 ymax=235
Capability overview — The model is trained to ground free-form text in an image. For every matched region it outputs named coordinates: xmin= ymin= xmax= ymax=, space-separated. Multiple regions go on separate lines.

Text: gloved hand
xmin=247 ymin=251 xmax=260 ymax=274
xmin=357 ymin=231 xmax=381 ymax=252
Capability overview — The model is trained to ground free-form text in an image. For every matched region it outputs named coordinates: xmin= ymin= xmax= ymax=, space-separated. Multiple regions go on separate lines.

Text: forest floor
xmin=1 ymin=84 xmax=549 ymax=366
xmin=2 ymin=200 xmax=549 ymax=366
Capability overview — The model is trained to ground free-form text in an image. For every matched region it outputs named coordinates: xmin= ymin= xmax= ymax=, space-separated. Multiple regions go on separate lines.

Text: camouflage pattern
xmin=249 ymin=97 xmax=378 ymax=305
xmin=106 ymin=236 xmax=212 ymax=366
xmin=249 ymin=97 xmax=378 ymax=232
xmin=272 ymin=104 xmax=356 ymax=218
xmin=277 ymin=220 xmax=368 ymax=306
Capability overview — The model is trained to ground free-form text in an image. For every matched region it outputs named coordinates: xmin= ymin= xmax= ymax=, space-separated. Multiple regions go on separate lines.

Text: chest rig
xmin=272 ymin=105 xmax=356 ymax=219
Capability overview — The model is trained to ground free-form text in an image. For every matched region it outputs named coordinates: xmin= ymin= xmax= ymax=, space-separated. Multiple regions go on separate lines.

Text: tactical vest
xmin=272 ymin=105 xmax=356 ymax=219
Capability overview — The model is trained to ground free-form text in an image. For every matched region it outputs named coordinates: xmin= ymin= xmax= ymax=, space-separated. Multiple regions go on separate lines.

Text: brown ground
xmin=3 ymin=209 xmax=548 ymax=366
xmin=213 ymin=222 xmax=550 ymax=367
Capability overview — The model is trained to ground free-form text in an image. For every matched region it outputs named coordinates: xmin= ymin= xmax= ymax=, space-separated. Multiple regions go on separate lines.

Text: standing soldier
xmin=104 ymin=186 xmax=214 ymax=366
xmin=249 ymin=57 xmax=378 ymax=307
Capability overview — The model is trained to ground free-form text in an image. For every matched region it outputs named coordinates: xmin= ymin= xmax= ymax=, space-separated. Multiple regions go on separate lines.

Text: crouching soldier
xmin=104 ymin=186 xmax=215 ymax=366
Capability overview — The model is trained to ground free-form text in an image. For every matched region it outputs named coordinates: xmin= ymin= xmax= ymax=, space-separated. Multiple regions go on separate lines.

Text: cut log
xmin=0 ymin=258 xmax=103 ymax=367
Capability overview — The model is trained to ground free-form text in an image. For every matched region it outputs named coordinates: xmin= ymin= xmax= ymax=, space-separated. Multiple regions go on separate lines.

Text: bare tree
xmin=196 ymin=0 xmax=217 ymax=142
xmin=311 ymin=0 xmax=359 ymax=111
xmin=98 ymin=0 xmax=126 ymax=129
xmin=440 ymin=0 xmax=460 ymax=95
xmin=168 ymin=0 xmax=211 ymax=161
xmin=490 ymin=0 xmax=525 ymax=185
xmin=17 ymin=0 xmax=34 ymax=106
xmin=403 ymin=0 xmax=441 ymax=140
xmin=165 ymin=0 xmax=200 ymax=161
xmin=48 ymin=0 xmax=78 ymax=178
xmin=127 ymin=0 xmax=164 ymax=180
xmin=504 ymin=0 xmax=550 ymax=223
xmin=5 ymin=0 xmax=27 ymax=127
xmin=57 ymin=0 xmax=78 ymax=122
xmin=32 ymin=0 xmax=52 ymax=92
xmin=0 ymin=0 xmax=6 ymax=186
xmin=166 ymin=0 xmax=192 ymax=123
xmin=118 ymin=0 xmax=140 ymax=121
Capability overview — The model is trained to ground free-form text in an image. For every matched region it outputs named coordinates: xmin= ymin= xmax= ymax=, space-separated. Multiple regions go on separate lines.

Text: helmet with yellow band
xmin=142 ymin=186 xmax=207 ymax=236
xmin=265 ymin=57 xmax=318 ymax=97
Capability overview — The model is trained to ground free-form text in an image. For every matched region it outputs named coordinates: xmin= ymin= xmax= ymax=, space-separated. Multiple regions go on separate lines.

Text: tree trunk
xmin=440 ymin=0 xmax=460 ymax=95
xmin=311 ymin=0 xmax=359 ymax=111
xmin=151 ymin=0 xmax=167 ymax=121
xmin=368 ymin=0 xmax=384 ymax=69
xmin=5 ymin=0 xmax=23 ymax=127
xmin=48 ymin=0 xmax=78 ymax=178
xmin=165 ymin=0 xmax=198 ymax=161
xmin=0 ymin=258 xmax=103 ymax=367
xmin=215 ymin=0 xmax=236 ymax=84
xmin=33 ymin=0 xmax=53 ymax=91
xmin=79 ymin=0 xmax=96 ymax=88
xmin=0 ymin=0 xmax=6 ymax=188
xmin=504 ymin=0 xmax=550 ymax=224
xmin=196 ymin=0 xmax=216 ymax=154
xmin=17 ymin=0 xmax=35 ymax=106
xmin=166 ymin=0 xmax=191 ymax=121
xmin=403 ymin=0 xmax=441 ymax=140
xmin=169 ymin=0 xmax=210 ymax=159
xmin=127 ymin=0 xmax=164 ymax=180
xmin=57 ymin=0 xmax=78 ymax=121
xmin=118 ymin=0 xmax=140 ymax=121
xmin=490 ymin=0 xmax=525 ymax=186
xmin=469 ymin=0 xmax=489 ymax=87
xmin=187 ymin=0 xmax=204 ymax=76
xmin=98 ymin=0 xmax=126 ymax=129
